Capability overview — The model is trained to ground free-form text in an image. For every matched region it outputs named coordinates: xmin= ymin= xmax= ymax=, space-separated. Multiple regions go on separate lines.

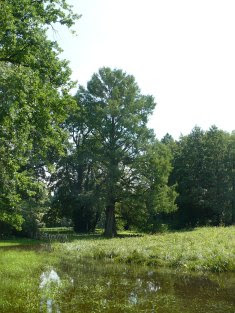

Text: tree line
xmin=163 ymin=127 xmax=234 ymax=228
xmin=0 ymin=1 xmax=234 ymax=237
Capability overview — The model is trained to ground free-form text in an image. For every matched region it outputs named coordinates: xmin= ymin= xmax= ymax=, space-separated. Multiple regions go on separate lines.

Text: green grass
xmin=54 ymin=226 xmax=235 ymax=272
xmin=1 ymin=226 xmax=234 ymax=273
xmin=0 ymin=226 xmax=234 ymax=312
xmin=0 ymin=249 xmax=57 ymax=313
xmin=0 ymin=238 xmax=41 ymax=247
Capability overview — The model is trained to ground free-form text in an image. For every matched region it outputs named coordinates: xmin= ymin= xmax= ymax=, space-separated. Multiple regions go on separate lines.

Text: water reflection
xmin=40 ymin=269 xmax=61 ymax=288
xmin=38 ymin=261 xmax=235 ymax=313
xmin=128 ymin=291 xmax=138 ymax=305
xmin=136 ymin=278 xmax=142 ymax=287
xmin=39 ymin=269 xmax=61 ymax=313
xmin=146 ymin=281 xmax=160 ymax=292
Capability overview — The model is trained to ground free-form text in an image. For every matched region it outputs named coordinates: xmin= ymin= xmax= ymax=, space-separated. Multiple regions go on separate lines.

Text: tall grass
xmin=55 ymin=226 xmax=235 ymax=272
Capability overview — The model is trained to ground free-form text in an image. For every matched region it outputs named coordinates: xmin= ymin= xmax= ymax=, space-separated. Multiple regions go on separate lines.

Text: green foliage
xmin=75 ymin=67 xmax=157 ymax=236
xmin=53 ymin=68 xmax=177 ymax=236
xmin=119 ymin=141 xmax=177 ymax=232
xmin=171 ymin=126 xmax=234 ymax=227
xmin=0 ymin=0 xmax=79 ymax=84
xmin=0 ymin=1 xmax=232 ymax=237
xmin=0 ymin=0 xmax=79 ymax=232
xmin=51 ymin=96 xmax=104 ymax=232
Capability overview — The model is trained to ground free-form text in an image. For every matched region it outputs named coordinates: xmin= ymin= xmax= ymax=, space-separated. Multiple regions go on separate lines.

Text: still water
xmin=40 ymin=259 xmax=235 ymax=313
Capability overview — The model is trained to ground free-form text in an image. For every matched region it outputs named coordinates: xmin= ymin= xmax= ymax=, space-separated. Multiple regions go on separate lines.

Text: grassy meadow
xmin=0 ymin=226 xmax=234 ymax=312
xmin=0 ymin=226 xmax=234 ymax=273
xmin=54 ymin=226 xmax=235 ymax=273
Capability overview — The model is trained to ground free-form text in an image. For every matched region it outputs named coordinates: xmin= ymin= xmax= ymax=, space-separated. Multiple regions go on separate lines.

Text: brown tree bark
xmin=104 ymin=203 xmax=117 ymax=237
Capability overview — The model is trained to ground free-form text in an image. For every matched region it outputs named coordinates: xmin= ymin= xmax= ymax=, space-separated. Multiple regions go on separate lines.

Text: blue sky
xmin=51 ymin=0 xmax=235 ymax=139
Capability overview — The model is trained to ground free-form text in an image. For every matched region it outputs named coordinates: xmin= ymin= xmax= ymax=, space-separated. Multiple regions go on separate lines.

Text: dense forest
xmin=0 ymin=0 xmax=234 ymax=238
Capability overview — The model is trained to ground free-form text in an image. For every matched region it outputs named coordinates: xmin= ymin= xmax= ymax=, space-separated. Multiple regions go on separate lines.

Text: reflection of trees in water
xmin=39 ymin=269 xmax=61 ymax=313
xmin=37 ymin=262 xmax=235 ymax=312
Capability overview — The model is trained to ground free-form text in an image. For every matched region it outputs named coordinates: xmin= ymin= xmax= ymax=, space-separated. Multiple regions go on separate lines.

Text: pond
xmin=1 ymin=245 xmax=234 ymax=312
xmin=40 ymin=260 xmax=234 ymax=313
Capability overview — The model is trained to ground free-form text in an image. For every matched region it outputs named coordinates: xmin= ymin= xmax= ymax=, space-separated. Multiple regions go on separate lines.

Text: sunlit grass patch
xmin=0 ymin=248 xmax=61 ymax=313
xmin=57 ymin=226 xmax=235 ymax=272
xmin=0 ymin=251 xmax=41 ymax=312
xmin=0 ymin=238 xmax=40 ymax=247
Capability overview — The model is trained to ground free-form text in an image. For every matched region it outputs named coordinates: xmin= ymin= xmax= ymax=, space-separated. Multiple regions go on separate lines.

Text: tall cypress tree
xmin=76 ymin=67 xmax=156 ymax=237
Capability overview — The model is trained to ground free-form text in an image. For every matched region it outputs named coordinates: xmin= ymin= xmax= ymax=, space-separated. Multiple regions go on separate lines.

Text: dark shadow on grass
xmin=116 ymin=233 xmax=143 ymax=238
xmin=61 ymin=232 xmax=144 ymax=241
xmin=1 ymin=228 xmax=197 ymax=248
xmin=38 ymin=227 xmax=144 ymax=242
xmin=43 ymin=233 xmax=143 ymax=242
xmin=0 ymin=243 xmax=44 ymax=251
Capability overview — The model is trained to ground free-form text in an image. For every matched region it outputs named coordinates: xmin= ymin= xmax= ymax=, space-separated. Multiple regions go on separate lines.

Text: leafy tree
xmin=172 ymin=127 xmax=208 ymax=226
xmin=228 ymin=131 xmax=235 ymax=223
xmin=202 ymin=126 xmax=233 ymax=224
xmin=172 ymin=126 xmax=234 ymax=226
xmin=0 ymin=0 xmax=79 ymax=232
xmin=161 ymin=133 xmax=174 ymax=145
xmin=119 ymin=141 xmax=178 ymax=232
xmin=75 ymin=67 xmax=156 ymax=237
xmin=0 ymin=0 xmax=78 ymax=83
xmin=51 ymin=102 xmax=104 ymax=232
xmin=161 ymin=133 xmax=177 ymax=159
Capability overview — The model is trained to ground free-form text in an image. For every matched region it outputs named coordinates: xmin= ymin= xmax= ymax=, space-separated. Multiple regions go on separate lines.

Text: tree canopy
xmin=0 ymin=0 xmax=79 ymax=232
xmin=1 ymin=1 xmax=233 ymax=237
xmin=171 ymin=126 xmax=234 ymax=226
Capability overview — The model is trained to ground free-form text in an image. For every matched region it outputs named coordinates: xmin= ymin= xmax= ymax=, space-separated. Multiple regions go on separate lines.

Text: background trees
xmin=171 ymin=126 xmax=234 ymax=227
xmin=118 ymin=141 xmax=177 ymax=232
xmin=50 ymin=96 xmax=104 ymax=233
xmin=1 ymin=1 xmax=233 ymax=237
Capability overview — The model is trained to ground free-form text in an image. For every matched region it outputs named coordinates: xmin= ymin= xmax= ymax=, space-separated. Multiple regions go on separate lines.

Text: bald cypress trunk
xmin=104 ymin=116 xmax=118 ymax=237
xmin=104 ymin=203 xmax=117 ymax=237
xmin=232 ymin=169 xmax=235 ymax=224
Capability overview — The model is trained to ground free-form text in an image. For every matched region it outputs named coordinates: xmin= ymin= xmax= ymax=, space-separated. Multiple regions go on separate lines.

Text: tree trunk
xmin=232 ymin=172 xmax=235 ymax=224
xmin=104 ymin=204 xmax=117 ymax=237
xmin=232 ymin=146 xmax=235 ymax=224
